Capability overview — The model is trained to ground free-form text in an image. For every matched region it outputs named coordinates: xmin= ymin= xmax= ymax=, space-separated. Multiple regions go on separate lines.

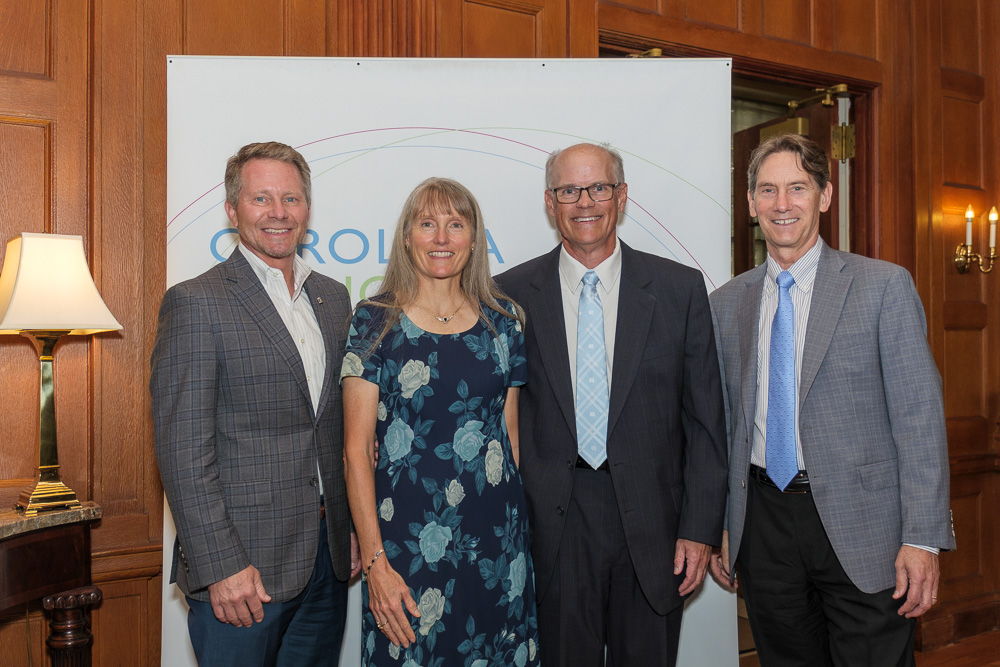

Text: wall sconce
xmin=0 ymin=233 xmax=122 ymax=515
xmin=955 ymin=205 xmax=997 ymax=273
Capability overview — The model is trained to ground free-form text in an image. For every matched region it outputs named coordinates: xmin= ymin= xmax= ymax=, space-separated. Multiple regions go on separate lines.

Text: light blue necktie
xmin=576 ymin=271 xmax=609 ymax=469
xmin=766 ymin=270 xmax=797 ymax=491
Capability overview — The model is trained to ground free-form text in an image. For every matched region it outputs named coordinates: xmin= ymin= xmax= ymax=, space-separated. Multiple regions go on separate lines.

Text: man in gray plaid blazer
xmin=152 ymin=142 xmax=357 ymax=665
xmin=709 ymin=134 xmax=955 ymax=666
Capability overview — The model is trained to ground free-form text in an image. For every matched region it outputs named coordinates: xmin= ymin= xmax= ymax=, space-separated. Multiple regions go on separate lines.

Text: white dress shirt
xmin=559 ymin=239 xmax=622 ymax=400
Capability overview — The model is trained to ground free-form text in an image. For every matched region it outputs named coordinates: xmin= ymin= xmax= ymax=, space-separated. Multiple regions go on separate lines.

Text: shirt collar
xmin=558 ymin=237 xmax=622 ymax=293
xmin=238 ymin=244 xmax=312 ymax=299
xmin=764 ymin=237 xmax=822 ymax=294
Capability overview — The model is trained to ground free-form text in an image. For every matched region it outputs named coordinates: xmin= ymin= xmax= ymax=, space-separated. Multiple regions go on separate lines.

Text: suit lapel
xmin=528 ymin=247 xmax=577 ymax=437
xmin=738 ymin=267 xmax=766 ymax=438
xmin=608 ymin=244 xmax=655 ymax=432
xmin=305 ymin=277 xmax=337 ymax=422
xmin=800 ymin=244 xmax=850 ymax=407
xmin=223 ymin=251 xmax=313 ymax=409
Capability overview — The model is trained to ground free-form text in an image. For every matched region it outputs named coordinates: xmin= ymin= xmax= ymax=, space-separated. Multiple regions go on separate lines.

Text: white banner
xmin=165 ymin=56 xmax=736 ymax=666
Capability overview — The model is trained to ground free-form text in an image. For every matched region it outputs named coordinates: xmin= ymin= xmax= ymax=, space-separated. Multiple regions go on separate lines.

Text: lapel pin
xmin=316 ymin=297 xmax=323 ymax=304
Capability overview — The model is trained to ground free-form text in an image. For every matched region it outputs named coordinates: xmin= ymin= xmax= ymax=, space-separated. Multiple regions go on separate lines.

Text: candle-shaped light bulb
xmin=990 ymin=206 xmax=997 ymax=250
xmin=966 ymin=205 xmax=974 ymax=247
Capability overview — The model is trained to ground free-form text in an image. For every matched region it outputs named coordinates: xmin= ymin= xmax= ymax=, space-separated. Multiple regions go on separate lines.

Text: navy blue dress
xmin=342 ymin=301 xmax=540 ymax=667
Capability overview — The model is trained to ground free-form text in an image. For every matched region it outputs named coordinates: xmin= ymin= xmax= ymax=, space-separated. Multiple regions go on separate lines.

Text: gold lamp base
xmin=13 ymin=332 xmax=82 ymax=517
xmin=16 ymin=478 xmax=82 ymax=517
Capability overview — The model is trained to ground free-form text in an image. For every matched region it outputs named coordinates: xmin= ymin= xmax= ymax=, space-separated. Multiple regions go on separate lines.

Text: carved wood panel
xmin=438 ymin=0 xmax=567 ymax=57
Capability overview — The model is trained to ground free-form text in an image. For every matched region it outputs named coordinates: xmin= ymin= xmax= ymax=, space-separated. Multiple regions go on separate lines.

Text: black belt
xmin=750 ymin=465 xmax=810 ymax=494
xmin=576 ymin=456 xmax=610 ymax=472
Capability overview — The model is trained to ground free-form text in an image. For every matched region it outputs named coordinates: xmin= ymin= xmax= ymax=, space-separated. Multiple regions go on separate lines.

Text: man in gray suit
xmin=151 ymin=141 xmax=359 ymax=665
xmin=496 ymin=143 xmax=728 ymax=666
xmin=708 ymin=134 xmax=955 ymax=666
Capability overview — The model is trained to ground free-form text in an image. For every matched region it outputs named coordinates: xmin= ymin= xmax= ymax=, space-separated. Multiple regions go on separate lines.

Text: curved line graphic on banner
xmin=168 ymin=127 xmax=724 ymax=287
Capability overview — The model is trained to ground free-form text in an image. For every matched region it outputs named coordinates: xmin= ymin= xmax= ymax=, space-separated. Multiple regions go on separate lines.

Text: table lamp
xmin=0 ymin=233 xmax=122 ymax=516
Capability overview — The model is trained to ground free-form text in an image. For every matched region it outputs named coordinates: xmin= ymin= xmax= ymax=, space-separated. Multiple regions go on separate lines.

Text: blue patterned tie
xmin=576 ymin=271 xmax=609 ymax=469
xmin=766 ymin=270 xmax=797 ymax=491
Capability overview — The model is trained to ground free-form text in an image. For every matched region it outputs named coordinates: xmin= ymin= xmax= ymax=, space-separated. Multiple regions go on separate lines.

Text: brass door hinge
xmin=831 ymin=123 xmax=855 ymax=162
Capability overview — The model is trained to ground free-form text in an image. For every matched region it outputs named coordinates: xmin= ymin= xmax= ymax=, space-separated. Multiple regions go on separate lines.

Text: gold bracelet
xmin=366 ymin=548 xmax=384 ymax=575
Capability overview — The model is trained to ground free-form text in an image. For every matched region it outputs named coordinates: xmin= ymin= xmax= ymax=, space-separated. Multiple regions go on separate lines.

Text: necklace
xmin=417 ymin=300 xmax=464 ymax=324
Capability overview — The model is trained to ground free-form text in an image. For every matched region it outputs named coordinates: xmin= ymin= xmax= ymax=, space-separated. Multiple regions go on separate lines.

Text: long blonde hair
xmin=359 ymin=177 xmax=523 ymax=353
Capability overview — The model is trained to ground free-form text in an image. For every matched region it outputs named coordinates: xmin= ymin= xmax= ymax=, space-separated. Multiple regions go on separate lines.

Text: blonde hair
xmin=360 ymin=177 xmax=523 ymax=353
xmin=225 ymin=141 xmax=312 ymax=206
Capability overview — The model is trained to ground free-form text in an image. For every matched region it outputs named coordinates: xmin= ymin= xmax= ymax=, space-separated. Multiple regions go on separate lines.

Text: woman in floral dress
xmin=342 ymin=177 xmax=540 ymax=667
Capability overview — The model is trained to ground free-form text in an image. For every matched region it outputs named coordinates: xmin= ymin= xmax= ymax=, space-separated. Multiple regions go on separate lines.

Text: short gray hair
xmin=747 ymin=134 xmax=829 ymax=195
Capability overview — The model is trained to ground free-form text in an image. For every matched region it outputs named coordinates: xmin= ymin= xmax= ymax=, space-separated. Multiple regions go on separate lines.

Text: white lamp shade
xmin=0 ymin=233 xmax=123 ymax=335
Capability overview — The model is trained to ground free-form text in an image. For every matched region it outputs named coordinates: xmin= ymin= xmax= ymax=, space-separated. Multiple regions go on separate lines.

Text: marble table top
xmin=0 ymin=502 xmax=102 ymax=540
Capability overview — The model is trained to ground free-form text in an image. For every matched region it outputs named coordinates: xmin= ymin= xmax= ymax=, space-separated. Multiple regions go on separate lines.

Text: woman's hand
xmin=366 ymin=558 xmax=421 ymax=647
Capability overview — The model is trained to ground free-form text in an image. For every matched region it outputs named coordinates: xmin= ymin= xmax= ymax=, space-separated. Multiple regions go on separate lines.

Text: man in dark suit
xmin=151 ymin=141 xmax=359 ymax=665
xmin=708 ymin=134 xmax=955 ymax=666
xmin=496 ymin=142 xmax=728 ymax=666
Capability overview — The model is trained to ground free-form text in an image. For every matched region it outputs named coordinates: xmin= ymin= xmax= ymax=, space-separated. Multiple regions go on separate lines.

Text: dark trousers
xmin=537 ymin=466 xmax=683 ymax=667
xmin=739 ymin=474 xmax=915 ymax=667
xmin=186 ymin=520 xmax=348 ymax=667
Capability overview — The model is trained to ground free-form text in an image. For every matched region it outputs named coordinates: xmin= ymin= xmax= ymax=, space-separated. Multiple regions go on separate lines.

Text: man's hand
xmin=350 ymin=533 xmax=363 ymax=578
xmin=893 ymin=545 xmax=939 ymax=618
xmin=708 ymin=529 xmax=737 ymax=591
xmin=674 ymin=538 xmax=712 ymax=596
xmin=208 ymin=565 xmax=271 ymax=626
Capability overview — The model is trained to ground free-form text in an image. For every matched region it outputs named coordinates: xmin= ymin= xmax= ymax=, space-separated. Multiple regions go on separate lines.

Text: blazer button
xmin=310 ymin=477 xmax=319 ymax=487
xmin=556 ymin=506 xmax=564 ymax=516
xmin=742 ymin=479 xmax=746 ymax=488
xmin=567 ymin=460 xmax=574 ymax=469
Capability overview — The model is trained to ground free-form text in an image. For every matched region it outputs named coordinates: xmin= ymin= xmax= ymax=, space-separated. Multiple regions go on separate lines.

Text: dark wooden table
xmin=0 ymin=503 xmax=102 ymax=665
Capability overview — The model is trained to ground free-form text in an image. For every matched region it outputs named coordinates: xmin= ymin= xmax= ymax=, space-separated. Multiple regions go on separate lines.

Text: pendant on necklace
xmin=437 ymin=314 xmax=453 ymax=323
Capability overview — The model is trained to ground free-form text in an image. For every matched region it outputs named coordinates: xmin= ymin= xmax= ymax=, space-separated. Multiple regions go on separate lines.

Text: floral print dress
xmin=342 ymin=301 xmax=540 ymax=667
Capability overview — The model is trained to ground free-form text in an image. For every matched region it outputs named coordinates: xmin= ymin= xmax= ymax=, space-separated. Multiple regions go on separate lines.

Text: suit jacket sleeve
xmin=677 ymin=276 xmax=729 ymax=546
xmin=151 ymin=284 xmax=250 ymax=591
xmin=878 ymin=267 xmax=954 ymax=550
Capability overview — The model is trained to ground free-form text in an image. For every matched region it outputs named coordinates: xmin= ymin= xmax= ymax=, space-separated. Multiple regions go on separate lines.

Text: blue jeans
xmin=186 ymin=520 xmax=347 ymax=666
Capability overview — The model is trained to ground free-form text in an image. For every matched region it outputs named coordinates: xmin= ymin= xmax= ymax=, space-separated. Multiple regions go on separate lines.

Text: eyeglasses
xmin=550 ymin=183 xmax=620 ymax=204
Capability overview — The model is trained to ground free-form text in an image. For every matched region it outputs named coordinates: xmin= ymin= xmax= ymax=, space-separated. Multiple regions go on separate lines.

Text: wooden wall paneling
xmin=911 ymin=0 xmax=1000 ymax=649
xmin=182 ymin=0 xmax=325 ymax=56
xmin=288 ymin=0 xmax=328 ymax=55
xmin=0 ymin=0 xmax=90 ymax=512
xmin=462 ymin=1 xmax=540 ymax=57
xmin=0 ymin=0 xmax=49 ymax=76
xmin=330 ymin=0 xmax=437 ymax=57
xmin=90 ymin=578 xmax=154 ymax=666
xmin=184 ymin=0 xmax=284 ymax=55
xmin=760 ymin=0 xmax=811 ymax=47
xmin=598 ymin=2 xmax=883 ymax=85
xmin=611 ymin=0 xmax=660 ymax=16
xmin=831 ymin=0 xmax=877 ymax=59
xmin=939 ymin=0 xmax=981 ymax=74
xmin=436 ymin=0 xmax=568 ymax=57
xmin=681 ymin=0 xmax=740 ymax=32
xmin=941 ymin=93 xmax=984 ymax=189
xmin=91 ymin=0 xmax=147 ymax=548
xmin=0 ymin=119 xmax=50 ymax=503
xmin=0 ymin=604 xmax=49 ymax=666
xmin=567 ymin=0 xmax=598 ymax=57
xmin=141 ymin=0 xmax=184 ymax=660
